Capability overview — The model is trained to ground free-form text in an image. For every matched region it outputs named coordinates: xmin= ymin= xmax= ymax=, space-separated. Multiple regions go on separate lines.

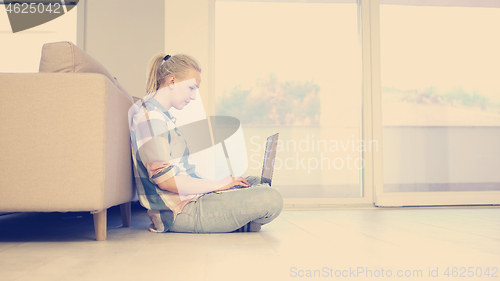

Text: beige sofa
xmin=0 ymin=41 xmax=137 ymax=241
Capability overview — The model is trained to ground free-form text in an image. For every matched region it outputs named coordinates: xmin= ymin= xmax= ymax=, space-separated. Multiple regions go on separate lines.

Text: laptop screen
xmin=261 ymin=133 xmax=279 ymax=186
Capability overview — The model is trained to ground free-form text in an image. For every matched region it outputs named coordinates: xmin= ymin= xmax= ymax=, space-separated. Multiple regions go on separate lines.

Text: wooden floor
xmin=0 ymin=202 xmax=499 ymax=281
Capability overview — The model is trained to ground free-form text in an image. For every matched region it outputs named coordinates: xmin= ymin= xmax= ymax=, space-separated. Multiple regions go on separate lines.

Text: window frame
xmin=204 ymin=0 xmax=500 ymax=207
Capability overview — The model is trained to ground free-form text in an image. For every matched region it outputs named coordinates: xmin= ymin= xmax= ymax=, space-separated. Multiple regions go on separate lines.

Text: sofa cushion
xmin=39 ymin=41 xmax=115 ymax=82
xmin=39 ymin=41 xmax=133 ymax=103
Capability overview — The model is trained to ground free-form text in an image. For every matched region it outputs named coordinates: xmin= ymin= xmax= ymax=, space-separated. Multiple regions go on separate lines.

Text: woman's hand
xmin=157 ymin=174 xmax=251 ymax=194
xmin=216 ymin=175 xmax=250 ymax=191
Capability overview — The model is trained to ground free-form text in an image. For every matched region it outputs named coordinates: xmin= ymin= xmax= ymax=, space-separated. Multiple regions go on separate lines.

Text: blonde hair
xmin=146 ymin=53 xmax=201 ymax=95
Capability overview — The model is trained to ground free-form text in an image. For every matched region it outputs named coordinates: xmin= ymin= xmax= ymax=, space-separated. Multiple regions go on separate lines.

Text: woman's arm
xmin=157 ymin=174 xmax=250 ymax=195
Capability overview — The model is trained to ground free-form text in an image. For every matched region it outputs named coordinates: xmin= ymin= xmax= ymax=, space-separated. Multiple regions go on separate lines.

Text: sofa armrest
xmin=0 ymin=73 xmax=135 ymax=213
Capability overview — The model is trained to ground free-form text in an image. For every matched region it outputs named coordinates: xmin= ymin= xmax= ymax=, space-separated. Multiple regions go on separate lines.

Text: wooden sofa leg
xmin=93 ymin=209 xmax=107 ymax=241
xmin=120 ymin=202 xmax=131 ymax=227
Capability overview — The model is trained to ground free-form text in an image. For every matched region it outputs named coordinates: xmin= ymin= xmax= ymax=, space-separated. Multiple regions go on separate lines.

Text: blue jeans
xmin=168 ymin=176 xmax=283 ymax=233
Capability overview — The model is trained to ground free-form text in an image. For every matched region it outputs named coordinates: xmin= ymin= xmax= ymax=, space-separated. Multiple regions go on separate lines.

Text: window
xmin=215 ymin=0 xmax=364 ymax=198
xmin=380 ymin=1 xmax=500 ymax=193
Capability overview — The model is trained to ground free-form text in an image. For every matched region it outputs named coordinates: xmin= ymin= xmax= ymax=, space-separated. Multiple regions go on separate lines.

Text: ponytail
xmin=145 ymin=53 xmax=202 ymax=95
xmin=146 ymin=54 xmax=167 ymax=95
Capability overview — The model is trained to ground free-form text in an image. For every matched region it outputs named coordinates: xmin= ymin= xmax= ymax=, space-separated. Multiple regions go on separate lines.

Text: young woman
xmin=128 ymin=53 xmax=283 ymax=233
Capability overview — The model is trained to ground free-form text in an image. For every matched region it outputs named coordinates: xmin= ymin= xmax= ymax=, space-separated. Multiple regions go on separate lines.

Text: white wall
xmin=164 ymin=0 xmax=215 ymax=115
xmin=80 ymin=0 xmax=214 ymax=108
xmin=80 ymin=0 xmax=165 ymax=98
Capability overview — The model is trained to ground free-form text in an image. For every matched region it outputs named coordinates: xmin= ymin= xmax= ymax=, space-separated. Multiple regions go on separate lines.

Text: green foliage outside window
xmin=383 ymin=86 xmax=500 ymax=113
xmin=216 ymin=74 xmax=321 ymax=126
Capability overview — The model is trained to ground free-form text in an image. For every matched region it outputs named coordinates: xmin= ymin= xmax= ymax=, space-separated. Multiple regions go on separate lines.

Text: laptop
xmin=231 ymin=133 xmax=279 ymax=189
xmin=260 ymin=133 xmax=279 ymax=186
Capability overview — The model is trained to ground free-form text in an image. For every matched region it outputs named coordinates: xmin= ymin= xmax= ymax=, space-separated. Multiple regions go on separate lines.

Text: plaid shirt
xmin=128 ymin=94 xmax=204 ymax=232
